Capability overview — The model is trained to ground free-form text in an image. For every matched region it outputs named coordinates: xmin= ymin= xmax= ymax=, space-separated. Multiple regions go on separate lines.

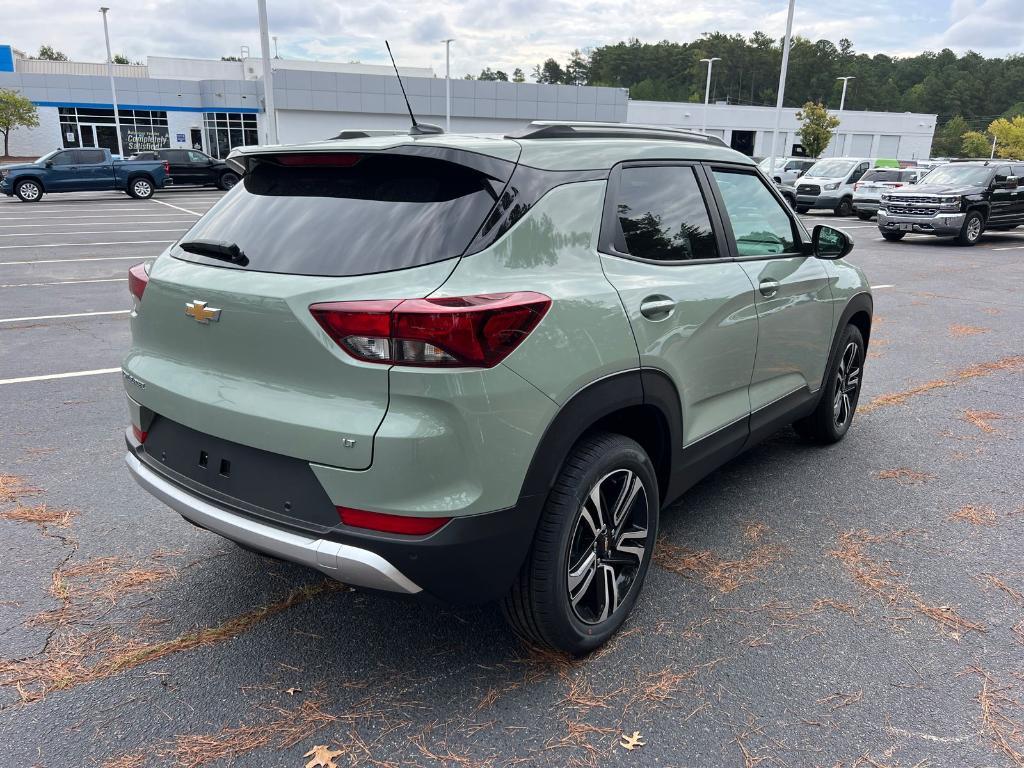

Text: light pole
xmin=767 ymin=0 xmax=796 ymax=177
xmin=98 ymin=7 xmax=124 ymax=158
xmin=833 ymin=76 xmax=854 ymax=155
xmin=441 ymin=39 xmax=454 ymax=132
xmin=257 ymin=0 xmax=277 ymax=144
xmin=700 ymin=57 xmax=721 ymax=134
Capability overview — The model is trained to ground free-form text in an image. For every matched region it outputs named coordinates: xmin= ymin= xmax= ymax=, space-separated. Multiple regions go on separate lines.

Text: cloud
xmin=940 ymin=0 xmax=1024 ymax=53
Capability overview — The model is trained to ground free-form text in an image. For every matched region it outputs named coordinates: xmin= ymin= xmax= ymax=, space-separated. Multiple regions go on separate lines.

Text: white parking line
xmin=0 ymin=278 xmax=127 ymax=288
xmin=151 ymin=199 xmax=202 ymax=216
xmin=0 ymin=213 xmax=196 ymax=221
xmin=0 ymin=368 xmax=121 ymax=386
xmin=0 ymin=239 xmax=174 ymax=250
xmin=992 ymin=245 xmax=1024 ymax=251
xmin=2 ymin=229 xmax=187 ymax=237
xmin=0 ymin=255 xmax=151 ymax=266
xmin=0 ymin=220 xmax=192 ymax=228
xmin=0 ymin=206 xmax=171 ymax=214
xmin=0 ymin=310 xmax=130 ymax=324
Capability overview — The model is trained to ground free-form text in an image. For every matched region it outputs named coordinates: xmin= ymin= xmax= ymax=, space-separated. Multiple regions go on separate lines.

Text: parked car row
xmin=0 ymin=147 xmax=239 ymax=202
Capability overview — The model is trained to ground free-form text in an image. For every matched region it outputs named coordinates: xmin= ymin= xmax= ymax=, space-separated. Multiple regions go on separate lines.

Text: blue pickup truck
xmin=0 ymin=147 xmax=171 ymax=202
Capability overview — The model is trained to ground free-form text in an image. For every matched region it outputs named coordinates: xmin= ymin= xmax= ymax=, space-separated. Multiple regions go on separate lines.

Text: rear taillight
xmin=892 ymin=182 xmax=904 ymax=187
xmin=128 ymin=263 xmax=149 ymax=301
xmin=163 ymin=160 xmax=170 ymax=174
xmin=131 ymin=425 xmax=148 ymax=443
xmin=337 ymin=507 xmax=450 ymax=535
xmin=310 ymin=292 xmax=551 ymax=368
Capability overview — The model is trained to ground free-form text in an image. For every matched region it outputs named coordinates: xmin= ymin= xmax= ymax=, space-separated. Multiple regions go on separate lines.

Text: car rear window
xmin=174 ymin=152 xmax=506 ymax=277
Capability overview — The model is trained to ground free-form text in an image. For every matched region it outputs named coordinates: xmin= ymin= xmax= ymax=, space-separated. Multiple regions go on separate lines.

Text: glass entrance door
xmin=79 ymin=124 xmax=97 ymax=148
xmin=96 ymin=125 xmax=120 ymax=155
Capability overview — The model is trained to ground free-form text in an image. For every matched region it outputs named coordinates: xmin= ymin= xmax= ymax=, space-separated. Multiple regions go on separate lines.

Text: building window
xmin=58 ymin=107 xmax=170 ymax=154
xmin=203 ymin=112 xmax=259 ymax=159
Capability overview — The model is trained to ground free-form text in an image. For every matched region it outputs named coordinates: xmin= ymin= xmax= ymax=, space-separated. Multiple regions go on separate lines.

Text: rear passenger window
xmin=77 ymin=150 xmax=106 ymax=164
xmin=614 ymin=166 xmax=718 ymax=262
xmin=712 ymin=170 xmax=797 ymax=257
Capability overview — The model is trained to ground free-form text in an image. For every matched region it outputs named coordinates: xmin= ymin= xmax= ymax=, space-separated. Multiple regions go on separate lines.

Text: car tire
xmin=218 ymin=171 xmax=239 ymax=191
xmin=502 ymin=433 xmax=659 ymax=655
xmin=14 ymin=179 xmax=43 ymax=203
xmin=128 ymin=177 xmax=154 ymax=199
xmin=794 ymin=324 xmax=865 ymax=444
xmin=796 ymin=206 xmax=810 ymax=214
xmin=856 ymin=211 xmax=873 ymax=221
xmin=834 ymin=197 xmax=854 ymax=217
xmin=955 ymin=210 xmax=985 ymax=246
xmin=881 ymin=231 xmax=905 ymax=242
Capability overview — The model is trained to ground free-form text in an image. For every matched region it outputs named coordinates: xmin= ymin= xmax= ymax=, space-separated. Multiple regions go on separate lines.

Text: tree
xmin=533 ymin=58 xmax=565 ymax=84
xmin=931 ymin=115 xmax=970 ymax=156
xmin=564 ymin=49 xmax=590 ymax=85
xmin=795 ymin=101 xmax=841 ymax=158
xmin=478 ymin=67 xmax=508 ymax=81
xmin=987 ymin=116 xmax=1024 ymax=158
xmin=112 ymin=54 xmax=130 ymax=65
xmin=512 ymin=68 xmax=525 ymax=83
xmin=0 ymin=89 xmax=40 ymax=158
xmin=36 ymin=45 xmax=68 ymax=61
xmin=960 ymin=131 xmax=992 ymax=157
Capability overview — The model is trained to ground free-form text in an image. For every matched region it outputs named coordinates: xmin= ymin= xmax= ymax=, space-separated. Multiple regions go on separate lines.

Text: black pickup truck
xmin=877 ymin=160 xmax=1024 ymax=246
xmin=131 ymin=148 xmax=240 ymax=190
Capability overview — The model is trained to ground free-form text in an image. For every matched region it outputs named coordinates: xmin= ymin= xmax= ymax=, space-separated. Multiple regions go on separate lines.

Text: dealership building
xmin=0 ymin=43 xmax=936 ymax=161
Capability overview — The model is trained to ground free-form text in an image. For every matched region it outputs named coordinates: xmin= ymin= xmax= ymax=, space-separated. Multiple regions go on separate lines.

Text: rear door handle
xmin=759 ymin=279 xmax=780 ymax=297
xmin=639 ymin=297 xmax=676 ymax=319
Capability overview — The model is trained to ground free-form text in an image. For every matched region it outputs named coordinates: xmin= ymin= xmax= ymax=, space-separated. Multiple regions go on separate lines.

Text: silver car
xmin=852 ymin=168 xmax=927 ymax=220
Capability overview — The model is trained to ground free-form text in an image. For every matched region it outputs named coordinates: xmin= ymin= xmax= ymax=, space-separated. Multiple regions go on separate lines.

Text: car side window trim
xmin=703 ymin=162 xmax=810 ymax=262
xmin=597 ymin=160 xmax=733 ymax=267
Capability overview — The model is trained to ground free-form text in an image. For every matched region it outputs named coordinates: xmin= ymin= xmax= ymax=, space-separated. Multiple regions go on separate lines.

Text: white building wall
xmin=628 ymin=100 xmax=936 ymax=160
xmin=6 ymin=105 xmax=60 ymax=157
xmin=166 ymin=111 xmax=205 ymax=149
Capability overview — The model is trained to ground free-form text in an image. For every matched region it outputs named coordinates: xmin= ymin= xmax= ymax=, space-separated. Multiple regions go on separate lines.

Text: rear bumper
xmin=877 ymin=210 xmax=965 ymax=236
xmin=852 ymin=198 xmax=879 ymax=213
xmin=126 ymin=451 xmax=422 ymax=594
xmin=796 ymin=194 xmax=841 ymax=209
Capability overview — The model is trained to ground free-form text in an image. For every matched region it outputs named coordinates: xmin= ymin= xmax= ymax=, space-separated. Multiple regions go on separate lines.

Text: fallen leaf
xmin=620 ymin=731 xmax=646 ymax=750
xmin=304 ymin=744 xmax=343 ymax=768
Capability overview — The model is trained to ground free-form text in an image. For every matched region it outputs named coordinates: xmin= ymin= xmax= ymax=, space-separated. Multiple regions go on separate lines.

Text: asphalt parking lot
xmin=1 ymin=189 xmax=1022 ymax=768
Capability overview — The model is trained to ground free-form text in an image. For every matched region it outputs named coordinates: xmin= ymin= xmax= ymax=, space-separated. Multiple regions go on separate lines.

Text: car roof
xmin=229 ymin=122 xmax=754 ymax=172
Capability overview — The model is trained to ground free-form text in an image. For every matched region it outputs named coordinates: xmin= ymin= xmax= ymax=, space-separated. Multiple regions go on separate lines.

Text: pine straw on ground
xmin=961 ymin=409 xmax=1005 ymax=434
xmin=654 ymin=540 xmax=785 ymax=593
xmin=859 ymin=355 xmax=1024 ymax=414
xmin=977 ymin=574 xmax=1024 ymax=603
xmin=0 ymin=582 xmax=338 ymax=703
xmin=0 ymin=474 xmax=41 ymax=504
xmin=102 ymin=698 xmax=340 ymax=768
xmin=967 ymin=667 xmax=1024 ymax=766
xmin=950 ymin=504 xmax=998 ymax=527
xmin=948 ymin=324 xmax=990 ymax=338
xmin=830 ymin=530 xmax=986 ymax=639
xmin=0 ymin=503 xmax=76 ymax=529
xmin=875 ymin=468 xmax=936 ymax=485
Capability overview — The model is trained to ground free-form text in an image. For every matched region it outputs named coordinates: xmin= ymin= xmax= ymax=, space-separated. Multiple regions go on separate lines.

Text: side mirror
xmin=1005 ymin=176 xmax=1019 ymax=189
xmin=45 ymin=160 xmax=53 ymax=168
xmin=812 ymin=225 xmax=853 ymax=260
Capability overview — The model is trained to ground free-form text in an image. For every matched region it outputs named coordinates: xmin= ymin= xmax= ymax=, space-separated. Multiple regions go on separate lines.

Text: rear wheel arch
xmin=821 ymin=293 xmax=873 ymax=391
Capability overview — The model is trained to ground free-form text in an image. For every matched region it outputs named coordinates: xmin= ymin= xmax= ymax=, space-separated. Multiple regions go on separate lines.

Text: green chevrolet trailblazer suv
xmin=123 ymin=122 xmax=872 ymax=654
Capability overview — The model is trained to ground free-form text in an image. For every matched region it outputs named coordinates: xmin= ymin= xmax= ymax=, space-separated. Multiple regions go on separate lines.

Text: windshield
xmin=806 ymin=159 xmax=857 ymax=178
xmin=35 ymin=150 xmax=61 ymax=164
xmin=919 ymin=165 xmax=994 ymax=186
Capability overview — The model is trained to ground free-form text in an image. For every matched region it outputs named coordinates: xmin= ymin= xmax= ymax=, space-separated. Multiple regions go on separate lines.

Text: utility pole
xmin=700 ymin=57 xmax=721 ymax=134
xmin=99 ymin=7 xmax=125 ymax=158
xmin=442 ymin=39 xmax=454 ymax=132
xmin=834 ymin=76 xmax=854 ymax=155
xmin=257 ymin=0 xmax=277 ymax=144
xmin=767 ymin=0 xmax=796 ymax=176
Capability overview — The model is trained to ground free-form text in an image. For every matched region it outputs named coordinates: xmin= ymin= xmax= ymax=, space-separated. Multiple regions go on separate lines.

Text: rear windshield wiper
xmin=179 ymin=239 xmax=249 ymax=266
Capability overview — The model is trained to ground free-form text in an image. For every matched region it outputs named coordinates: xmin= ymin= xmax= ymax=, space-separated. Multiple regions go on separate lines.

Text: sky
xmin=0 ymin=0 xmax=1019 ymax=78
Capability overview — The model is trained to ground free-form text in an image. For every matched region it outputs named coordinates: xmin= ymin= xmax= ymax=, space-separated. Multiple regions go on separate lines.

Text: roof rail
xmin=507 ymin=121 xmax=728 ymax=147
xmin=328 ymin=129 xmax=409 ymax=140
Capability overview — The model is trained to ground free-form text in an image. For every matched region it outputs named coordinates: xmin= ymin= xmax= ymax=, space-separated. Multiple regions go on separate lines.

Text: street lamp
xmin=700 ymin=57 xmax=721 ymax=134
xmin=441 ymin=39 xmax=455 ymax=133
xmin=833 ymin=76 xmax=854 ymax=156
xmin=767 ymin=0 xmax=796 ymax=177
xmin=98 ymin=7 xmax=124 ymax=158
xmin=257 ymin=0 xmax=277 ymax=144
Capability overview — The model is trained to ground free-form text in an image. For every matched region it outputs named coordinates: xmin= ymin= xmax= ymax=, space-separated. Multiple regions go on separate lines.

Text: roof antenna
xmin=386 ymin=40 xmax=443 ymax=136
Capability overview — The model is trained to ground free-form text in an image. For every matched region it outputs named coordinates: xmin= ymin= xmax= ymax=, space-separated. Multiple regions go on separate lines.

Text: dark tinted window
xmin=1012 ymin=165 xmax=1024 ymax=178
xmin=76 ymin=149 xmax=106 ymax=164
xmin=50 ymin=151 xmax=76 ymax=166
xmin=713 ymin=169 xmax=797 ymax=257
xmin=187 ymin=150 xmax=208 ymax=163
xmin=614 ymin=166 xmax=718 ymax=262
xmin=164 ymin=150 xmax=189 ymax=163
xmin=176 ymin=152 xmax=505 ymax=277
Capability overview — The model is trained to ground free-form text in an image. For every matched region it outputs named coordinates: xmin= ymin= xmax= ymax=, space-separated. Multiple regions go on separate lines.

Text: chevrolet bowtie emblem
xmin=185 ymin=300 xmax=221 ymax=324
